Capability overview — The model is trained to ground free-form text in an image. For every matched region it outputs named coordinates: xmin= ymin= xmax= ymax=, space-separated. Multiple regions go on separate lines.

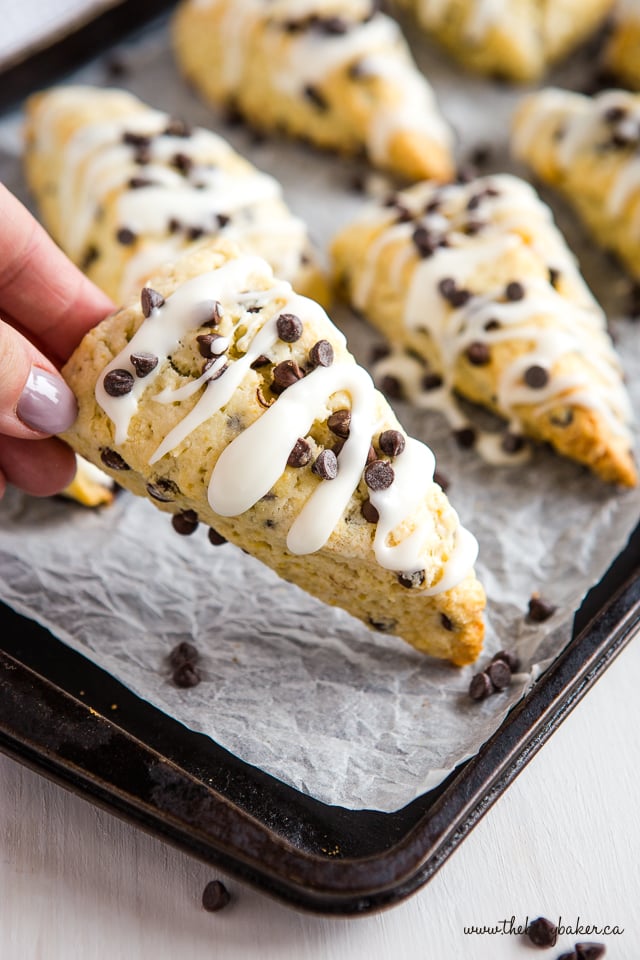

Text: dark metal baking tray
xmin=1 ymin=4 xmax=639 ymax=915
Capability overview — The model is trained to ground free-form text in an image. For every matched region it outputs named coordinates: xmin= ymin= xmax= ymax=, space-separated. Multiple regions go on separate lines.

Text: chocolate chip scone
xmin=172 ymin=0 xmax=454 ymax=182
xmin=603 ymin=0 xmax=640 ymax=91
xmin=61 ymin=241 xmax=485 ymax=665
xmin=24 ymin=85 xmax=327 ymax=305
xmin=331 ymin=174 xmax=636 ymax=486
xmin=395 ymin=0 xmax=614 ymax=82
xmin=513 ymin=88 xmax=640 ymax=282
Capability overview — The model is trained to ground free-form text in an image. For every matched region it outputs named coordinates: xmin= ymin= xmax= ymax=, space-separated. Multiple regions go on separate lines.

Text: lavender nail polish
xmin=16 ymin=366 xmax=78 ymax=434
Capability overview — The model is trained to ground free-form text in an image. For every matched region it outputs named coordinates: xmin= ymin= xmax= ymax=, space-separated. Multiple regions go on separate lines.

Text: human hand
xmin=0 ymin=183 xmax=114 ymax=498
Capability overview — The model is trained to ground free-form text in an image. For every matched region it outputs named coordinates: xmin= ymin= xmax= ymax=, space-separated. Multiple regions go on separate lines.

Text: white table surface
xmin=2 ymin=631 xmax=638 ymax=960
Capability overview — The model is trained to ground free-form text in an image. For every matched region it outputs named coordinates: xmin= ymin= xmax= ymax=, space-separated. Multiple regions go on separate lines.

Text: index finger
xmin=0 ymin=183 xmax=114 ymax=363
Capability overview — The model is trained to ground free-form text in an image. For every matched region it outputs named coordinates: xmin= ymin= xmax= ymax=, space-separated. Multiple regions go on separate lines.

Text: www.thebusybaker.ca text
xmin=463 ymin=916 xmax=624 ymax=936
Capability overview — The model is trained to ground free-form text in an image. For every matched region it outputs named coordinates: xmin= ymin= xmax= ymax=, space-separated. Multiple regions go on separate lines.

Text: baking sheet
xmin=0 ymin=13 xmax=638 ymax=813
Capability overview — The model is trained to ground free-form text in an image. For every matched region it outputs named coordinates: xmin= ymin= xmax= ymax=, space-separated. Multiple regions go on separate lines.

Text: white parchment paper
xmin=0 ymin=16 xmax=638 ymax=812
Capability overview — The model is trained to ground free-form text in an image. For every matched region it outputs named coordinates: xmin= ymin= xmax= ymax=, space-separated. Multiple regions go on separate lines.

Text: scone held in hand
xmin=62 ymin=242 xmax=485 ymax=665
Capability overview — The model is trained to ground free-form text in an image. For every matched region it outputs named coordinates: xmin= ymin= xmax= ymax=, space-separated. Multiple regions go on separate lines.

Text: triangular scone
xmin=513 ymin=88 xmax=640 ymax=281
xmin=61 ymin=241 xmax=485 ymax=666
xmin=396 ymin=0 xmax=614 ymax=82
xmin=604 ymin=1 xmax=640 ymax=91
xmin=331 ymin=174 xmax=636 ymax=486
xmin=23 ymin=85 xmax=327 ymax=305
xmin=172 ymin=0 xmax=454 ymax=182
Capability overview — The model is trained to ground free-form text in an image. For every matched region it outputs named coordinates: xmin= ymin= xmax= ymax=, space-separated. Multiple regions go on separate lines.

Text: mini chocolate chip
xmin=169 ymin=641 xmax=199 ymax=669
xmin=422 ymin=372 xmax=444 ymax=391
xmin=272 ymin=359 xmax=304 ymax=393
xmin=379 ymin=430 xmax=405 ymax=457
xmin=318 ymin=15 xmax=349 ymax=34
xmin=505 ymin=280 xmax=525 ymax=301
xmin=146 ymin=478 xmax=180 ymax=502
xmin=168 ymin=217 xmax=182 ymax=234
xmin=361 ymin=499 xmax=379 ymax=523
xmin=122 ymin=131 xmax=151 ymax=148
xmin=116 ymin=227 xmax=136 ymax=245
xmin=492 ymin=649 xmax=521 ymax=672
xmin=141 ymin=287 xmax=165 ymax=317
xmin=557 ymin=953 xmax=578 ymax=960
xmin=501 ymin=432 xmax=525 ymax=454
xmin=312 ymin=449 xmax=338 ymax=480
xmin=332 ymin=439 xmax=345 ymax=457
xmin=456 ymin=164 xmax=476 ymax=183
xmin=524 ymin=365 xmax=549 ymax=389
xmin=134 ymin=145 xmax=151 ymax=165
xmin=550 ymin=408 xmax=574 ymax=427
xmin=197 ymin=333 xmax=219 ymax=358
xmin=104 ymin=369 xmax=135 ymax=397
xmin=217 ymin=213 xmax=231 ymax=228
xmin=256 ymin=387 xmax=272 ymax=408
xmin=464 ymin=220 xmax=485 ymax=235
xmin=469 ymin=672 xmax=492 ymax=701
xmin=412 ymin=225 xmax=437 ymax=258
xmin=575 ymin=944 xmax=606 ymax=960
xmin=172 ymin=510 xmax=199 ymax=535
xmin=130 ymin=352 xmax=158 ymax=377
xmin=171 ymin=152 xmax=193 ymax=174
xmin=527 ymin=593 xmax=557 ymax=622
xmin=604 ymin=104 xmax=627 ymax=124
xmin=199 ymin=300 xmax=222 ymax=327
xmin=309 ymin=339 xmax=334 ymax=367
xmin=398 ymin=570 xmax=426 ymax=589
xmin=250 ymin=354 xmax=271 ymax=369
xmin=173 ymin=663 xmax=201 ymax=688
xmin=465 ymin=341 xmax=491 ymax=366
xmin=484 ymin=318 xmax=501 ymax=332
xmin=368 ymin=616 xmax=397 ymax=632
xmin=454 ymin=426 xmax=476 ymax=449
xmin=187 ymin=226 xmax=204 ymax=241
xmin=202 ymin=880 xmax=231 ymax=912
xmin=440 ymin=614 xmax=454 ymax=631
xmin=128 ymin=176 xmax=153 ymax=189
xmin=433 ymin=469 xmax=449 ymax=491
xmin=466 ymin=193 xmax=483 ymax=211
xmin=548 ymin=267 xmax=561 ymax=288
xmin=288 ymin=438 xmax=312 ymax=467
xmin=370 ymin=343 xmax=391 ymax=364
xmin=526 ymin=917 xmax=558 ymax=948
xmin=276 ymin=312 xmax=303 ymax=342
xmin=304 ymin=84 xmax=328 ymax=110
xmin=208 ymin=527 xmax=227 ymax=546
xmin=379 ymin=375 xmax=403 ymax=399
xmin=81 ymin=245 xmax=100 ymax=270
xmin=164 ymin=118 xmax=192 ymax=137
xmin=366 ymin=444 xmax=377 ymax=464
xmin=487 ymin=659 xmax=511 ymax=691
xmin=328 ymin=409 xmax=351 ymax=438
xmin=364 ymin=459 xmax=394 ymax=491
xmin=449 ymin=288 xmax=471 ymax=308
xmin=204 ymin=360 xmax=228 ymax=381
xmin=100 ymin=447 xmax=130 ymax=470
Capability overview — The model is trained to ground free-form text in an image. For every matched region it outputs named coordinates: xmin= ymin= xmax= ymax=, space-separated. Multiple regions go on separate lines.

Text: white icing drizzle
xmin=414 ymin=0 xmax=505 ymax=39
xmin=96 ymin=254 xmax=478 ymax=587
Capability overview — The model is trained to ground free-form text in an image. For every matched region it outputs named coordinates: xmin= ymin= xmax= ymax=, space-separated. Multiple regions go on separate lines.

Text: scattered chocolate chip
xmin=276 ymin=312 xmax=303 ymax=342
xmin=465 ymin=341 xmax=491 ymax=366
xmin=454 ymin=426 xmax=476 ymax=449
xmin=128 ymin=176 xmax=153 ymax=189
xmin=422 ymin=372 xmax=444 ymax=391
xmin=484 ymin=318 xmax=501 ymax=332
xmin=433 ymin=469 xmax=449 ymax=491
xmin=412 ymin=225 xmax=438 ymax=258
xmin=116 ymin=227 xmax=136 ymax=245
xmin=141 ymin=286 xmax=165 ymax=317
xmin=524 ymin=365 xmax=549 ymax=389
xmin=328 ymin=409 xmax=351 ymax=438
xmin=172 ymin=510 xmax=199 ymax=535
xmin=505 ymin=280 xmax=525 ymax=301
xmin=251 ymin=354 xmax=271 ymax=369
xmin=379 ymin=375 xmax=403 ymax=399
xmin=164 ymin=118 xmax=191 ymax=138
xmin=103 ymin=368 xmax=135 ymax=397
xmin=440 ymin=614 xmax=453 ymax=631
xmin=501 ymin=431 xmax=525 ymax=454
xmin=309 ymin=339 xmax=334 ymax=367
xmin=130 ymin=352 xmax=158 ymax=377
xmin=526 ymin=917 xmax=558 ymax=948
xmin=575 ymin=944 xmax=606 ymax=959
xmin=208 ymin=527 xmax=227 ymax=546
xmin=527 ymin=593 xmax=557 ymax=622
xmin=197 ymin=333 xmax=221 ymax=358
xmin=450 ymin=288 xmax=471 ymax=308
xmin=256 ymin=387 xmax=272 ymax=408
xmin=169 ymin=641 xmax=199 ymax=669
xmin=204 ymin=360 xmax=228 ymax=381
xmin=81 ymin=244 xmax=100 ymax=270
xmin=100 ymin=447 xmax=130 ymax=470
xmin=312 ymin=449 xmax=338 ymax=480
xmin=370 ymin=343 xmax=391 ymax=364
xmin=379 ymin=429 xmax=405 ymax=457
xmin=202 ymin=880 xmax=231 ymax=912
xmin=272 ymin=359 xmax=304 ymax=393
xmin=364 ymin=459 xmax=394 ymax=491
xmin=492 ymin=649 xmax=521 ymax=672
xmin=146 ymin=478 xmax=180 ymax=502
xmin=361 ymin=499 xmax=379 ymax=523
xmin=487 ymin=659 xmax=511 ymax=691
xmin=304 ymin=84 xmax=328 ymax=110
xmin=469 ymin=672 xmax=492 ymax=701
xmin=171 ymin=152 xmax=193 ymax=174
xmin=288 ymin=438 xmax=312 ymax=467
xmin=368 ymin=616 xmax=397 ymax=632
xmin=199 ymin=300 xmax=222 ymax=327
xmin=216 ymin=213 xmax=231 ymax=229
xmin=173 ymin=663 xmax=201 ymax=688
xmin=398 ymin=570 xmax=426 ymax=589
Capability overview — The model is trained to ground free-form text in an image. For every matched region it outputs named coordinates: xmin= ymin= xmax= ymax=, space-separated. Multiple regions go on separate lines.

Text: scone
xmin=396 ymin=0 xmax=614 ymax=82
xmin=331 ymin=174 xmax=636 ymax=486
xmin=603 ymin=0 xmax=640 ymax=90
xmin=24 ymin=85 xmax=326 ymax=305
xmin=172 ymin=0 xmax=454 ymax=182
xmin=512 ymin=87 xmax=640 ymax=280
xmin=61 ymin=240 xmax=486 ymax=666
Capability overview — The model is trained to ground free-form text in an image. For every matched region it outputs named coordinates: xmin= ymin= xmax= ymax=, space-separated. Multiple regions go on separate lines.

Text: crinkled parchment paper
xmin=0 ymin=17 xmax=638 ymax=812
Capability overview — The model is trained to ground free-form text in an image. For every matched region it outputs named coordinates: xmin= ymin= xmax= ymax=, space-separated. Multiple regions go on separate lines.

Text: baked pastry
xmin=512 ymin=87 xmax=640 ymax=281
xmin=23 ymin=85 xmax=326 ymax=305
xmin=61 ymin=240 xmax=486 ymax=665
xmin=396 ymin=0 xmax=614 ymax=82
xmin=331 ymin=174 xmax=636 ymax=486
xmin=603 ymin=0 xmax=640 ymax=90
xmin=172 ymin=0 xmax=454 ymax=182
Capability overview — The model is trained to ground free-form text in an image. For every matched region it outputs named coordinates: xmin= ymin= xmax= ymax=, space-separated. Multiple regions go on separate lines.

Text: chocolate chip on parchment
xmin=312 ymin=449 xmax=338 ymax=480
xmin=141 ymin=286 xmax=165 ymax=317
xmin=202 ymin=880 xmax=231 ymax=912
xmin=527 ymin=593 xmax=557 ymax=622
xmin=491 ymin=649 xmax=520 ymax=673
xmin=103 ymin=369 xmax=135 ymax=397
xmin=100 ymin=447 xmax=130 ymax=470
xmin=505 ymin=280 xmax=525 ymax=301
xmin=172 ymin=510 xmax=199 ymax=535
xmin=361 ymin=499 xmax=379 ymax=523
xmin=130 ymin=352 xmax=158 ymax=377
xmin=465 ymin=341 xmax=491 ymax=366
xmin=276 ymin=312 xmax=303 ymax=342
xmin=309 ymin=339 xmax=334 ymax=367
xmin=146 ymin=478 xmax=180 ymax=502
xmin=526 ymin=917 xmax=558 ymax=948
xmin=173 ymin=663 xmax=201 ymax=688
xmin=379 ymin=430 xmax=405 ymax=457
xmin=288 ymin=438 xmax=312 ymax=467
xmin=169 ymin=641 xmax=199 ymax=669
xmin=208 ymin=527 xmax=227 ymax=546
xmin=116 ymin=227 xmax=136 ymax=246
xmin=364 ymin=460 xmax=394 ymax=491
xmin=328 ymin=409 xmax=351 ymax=439
xmin=575 ymin=944 xmax=606 ymax=959
xmin=250 ymin=354 xmax=271 ymax=369
xmin=487 ymin=659 xmax=511 ymax=691
xmin=272 ymin=359 xmax=304 ymax=393
xmin=397 ymin=570 xmax=426 ymax=589
xmin=469 ymin=672 xmax=492 ymax=701
xmin=524 ymin=365 xmax=549 ymax=389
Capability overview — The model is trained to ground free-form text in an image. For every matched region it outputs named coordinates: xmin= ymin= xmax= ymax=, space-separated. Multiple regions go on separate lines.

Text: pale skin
xmin=0 ymin=183 xmax=114 ymax=499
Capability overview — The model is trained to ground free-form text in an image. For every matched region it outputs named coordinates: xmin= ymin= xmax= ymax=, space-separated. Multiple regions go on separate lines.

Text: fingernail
xmin=16 ymin=366 xmax=78 ymax=434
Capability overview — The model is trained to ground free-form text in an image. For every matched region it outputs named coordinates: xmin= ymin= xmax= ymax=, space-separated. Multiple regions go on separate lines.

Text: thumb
xmin=0 ymin=316 xmax=78 ymax=439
